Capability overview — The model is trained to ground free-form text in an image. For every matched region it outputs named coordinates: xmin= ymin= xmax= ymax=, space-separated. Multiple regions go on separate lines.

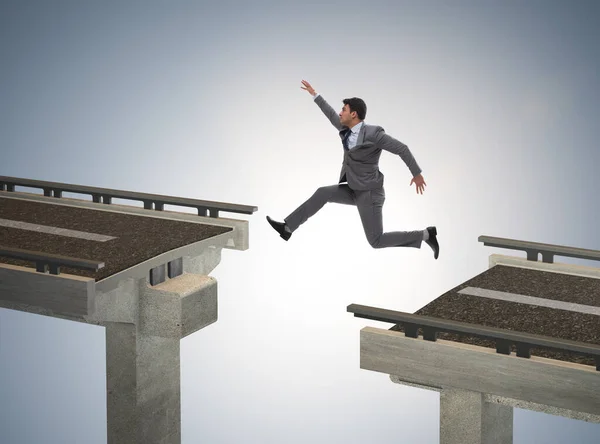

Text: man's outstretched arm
xmin=375 ymin=127 xmax=427 ymax=194
xmin=301 ymin=79 xmax=344 ymax=131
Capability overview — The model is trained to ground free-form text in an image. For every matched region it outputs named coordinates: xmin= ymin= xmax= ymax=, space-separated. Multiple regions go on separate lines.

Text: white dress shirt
xmin=312 ymin=93 xmax=363 ymax=149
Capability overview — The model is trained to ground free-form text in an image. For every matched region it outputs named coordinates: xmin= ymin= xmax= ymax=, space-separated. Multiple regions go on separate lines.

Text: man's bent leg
xmin=284 ymin=184 xmax=355 ymax=232
xmin=355 ymin=188 xmax=423 ymax=249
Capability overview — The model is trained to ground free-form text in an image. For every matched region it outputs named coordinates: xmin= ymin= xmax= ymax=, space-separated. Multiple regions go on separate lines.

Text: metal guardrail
xmin=0 ymin=246 xmax=104 ymax=275
xmin=0 ymin=245 xmax=182 ymax=284
xmin=0 ymin=176 xmax=258 ymax=218
xmin=479 ymin=235 xmax=600 ymax=264
xmin=347 ymin=303 xmax=600 ymax=371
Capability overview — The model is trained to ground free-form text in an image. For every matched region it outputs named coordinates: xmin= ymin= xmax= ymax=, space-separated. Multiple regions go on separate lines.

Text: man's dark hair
xmin=343 ymin=97 xmax=367 ymax=121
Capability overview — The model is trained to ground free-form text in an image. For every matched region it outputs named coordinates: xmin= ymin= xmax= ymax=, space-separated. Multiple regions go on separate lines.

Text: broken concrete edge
xmin=0 ymin=190 xmax=251 ymax=252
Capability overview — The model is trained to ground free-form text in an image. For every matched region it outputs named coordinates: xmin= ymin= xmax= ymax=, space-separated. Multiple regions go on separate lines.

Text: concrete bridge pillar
xmin=440 ymin=387 xmax=513 ymax=444
xmin=102 ymin=271 xmax=217 ymax=444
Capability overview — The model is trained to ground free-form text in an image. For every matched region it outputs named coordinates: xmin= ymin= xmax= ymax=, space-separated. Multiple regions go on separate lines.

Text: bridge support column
xmin=103 ymin=271 xmax=217 ymax=444
xmin=440 ymin=387 xmax=513 ymax=444
xmin=106 ymin=322 xmax=182 ymax=444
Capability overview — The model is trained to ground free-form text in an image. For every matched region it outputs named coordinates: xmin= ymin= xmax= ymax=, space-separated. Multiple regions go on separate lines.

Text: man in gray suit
xmin=267 ymin=80 xmax=439 ymax=259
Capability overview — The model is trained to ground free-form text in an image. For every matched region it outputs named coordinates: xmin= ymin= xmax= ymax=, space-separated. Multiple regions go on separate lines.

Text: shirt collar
xmin=349 ymin=121 xmax=364 ymax=134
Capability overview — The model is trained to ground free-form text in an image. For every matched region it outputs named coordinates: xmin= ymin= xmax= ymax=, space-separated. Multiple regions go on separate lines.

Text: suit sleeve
xmin=375 ymin=126 xmax=422 ymax=177
xmin=313 ymin=95 xmax=344 ymax=131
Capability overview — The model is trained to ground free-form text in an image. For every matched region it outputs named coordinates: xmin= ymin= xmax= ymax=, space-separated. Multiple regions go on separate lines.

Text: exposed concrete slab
xmin=0 ymin=263 xmax=94 ymax=316
xmin=0 ymin=230 xmax=231 ymax=322
xmin=184 ymin=245 xmax=222 ymax=276
xmin=489 ymin=254 xmax=600 ymax=279
xmin=89 ymin=277 xmax=140 ymax=325
xmin=360 ymin=327 xmax=600 ymax=415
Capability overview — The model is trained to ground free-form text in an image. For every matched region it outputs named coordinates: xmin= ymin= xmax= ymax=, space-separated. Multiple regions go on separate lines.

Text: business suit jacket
xmin=314 ymin=95 xmax=422 ymax=191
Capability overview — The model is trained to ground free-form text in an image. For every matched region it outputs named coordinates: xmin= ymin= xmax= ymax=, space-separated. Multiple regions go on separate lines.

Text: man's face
xmin=339 ymin=104 xmax=355 ymax=126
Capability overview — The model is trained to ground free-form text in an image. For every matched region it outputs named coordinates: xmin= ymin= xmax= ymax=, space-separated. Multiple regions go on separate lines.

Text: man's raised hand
xmin=410 ymin=174 xmax=427 ymax=195
xmin=301 ymin=79 xmax=316 ymax=96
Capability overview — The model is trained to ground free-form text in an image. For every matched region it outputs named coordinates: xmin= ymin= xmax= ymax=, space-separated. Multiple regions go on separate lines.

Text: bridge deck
xmin=0 ymin=196 xmax=231 ymax=281
xmin=392 ymin=263 xmax=600 ymax=367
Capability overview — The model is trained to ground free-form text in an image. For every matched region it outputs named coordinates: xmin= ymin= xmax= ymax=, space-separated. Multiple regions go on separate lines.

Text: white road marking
xmin=458 ymin=286 xmax=600 ymax=316
xmin=0 ymin=218 xmax=117 ymax=242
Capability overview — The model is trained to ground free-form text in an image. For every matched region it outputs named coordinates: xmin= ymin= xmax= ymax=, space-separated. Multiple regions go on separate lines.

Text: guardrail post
xmin=149 ymin=264 xmax=166 ymax=286
xmin=496 ymin=340 xmax=511 ymax=355
xmin=526 ymin=251 xmax=538 ymax=261
xmin=404 ymin=323 xmax=419 ymax=338
xmin=423 ymin=327 xmax=438 ymax=341
xmin=541 ymin=252 xmax=554 ymax=263
xmin=168 ymin=258 xmax=183 ymax=279
xmin=516 ymin=343 xmax=531 ymax=358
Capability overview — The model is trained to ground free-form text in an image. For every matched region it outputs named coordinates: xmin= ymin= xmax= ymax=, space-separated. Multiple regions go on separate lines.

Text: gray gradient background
xmin=1 ymin=1 xmax=599 ymax=443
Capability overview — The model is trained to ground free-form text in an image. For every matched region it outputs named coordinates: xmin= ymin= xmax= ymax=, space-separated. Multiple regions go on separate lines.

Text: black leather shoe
xmin=425 ymin=226 xmax=439 ymax=259
xmin=267 ymin=216 xmax=292 ymax=241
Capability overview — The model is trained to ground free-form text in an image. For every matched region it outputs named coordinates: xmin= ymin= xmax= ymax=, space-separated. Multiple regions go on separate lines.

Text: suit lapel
xmin=356 ymin=122 xmax=366 ymax=146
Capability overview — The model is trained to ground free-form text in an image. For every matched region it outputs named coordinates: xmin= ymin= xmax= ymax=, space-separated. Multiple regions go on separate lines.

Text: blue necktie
xmin=342 ymin=129 xmax=352 ymax=150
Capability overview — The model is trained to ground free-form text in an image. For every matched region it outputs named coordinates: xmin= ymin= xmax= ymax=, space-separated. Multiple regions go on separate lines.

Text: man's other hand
xmin=301 ymin=79 xmax=316 ymax=96
xmin=410 ymin=174 xmax=426 ymax=194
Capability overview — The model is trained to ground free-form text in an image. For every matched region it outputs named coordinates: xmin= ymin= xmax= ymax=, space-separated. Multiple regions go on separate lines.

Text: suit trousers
xmin=284 ymin=184 xmax=423 ymax=249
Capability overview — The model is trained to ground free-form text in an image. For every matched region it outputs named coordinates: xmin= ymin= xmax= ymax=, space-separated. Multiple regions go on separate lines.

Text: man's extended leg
xmin=266 ymin=184 xmax=355 ymax=240
xmin=284 ymin=184 xmax=355 ymax=232
xmin=355 ymin=187 xmax=424 ymax=249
